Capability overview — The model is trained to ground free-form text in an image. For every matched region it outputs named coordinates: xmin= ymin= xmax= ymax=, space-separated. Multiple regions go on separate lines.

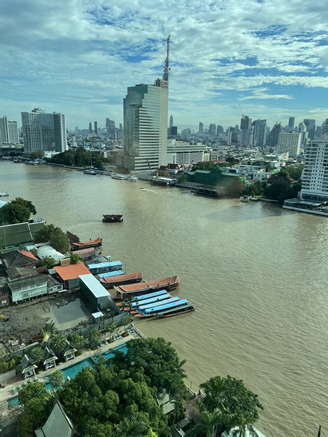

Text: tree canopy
xmin=34 ymin=224 xmax=70 ymax=254
xmin=58 ymin=364 xmax=171 ymax=437
xmin=196 ymin=375 xmax=264 ymax=437
xmin=36 ymin=256 xmax=56 ymax=269
xmin=264 ymin=180 xmax=301 ymax=204
xmin=278 ymin=164 xmax=304 ymax=180
xmin=191 ymin=162 xmax=217 ymax=172
xmin=50 ymin=334 xmax=67 ymax=355
xmin=47 ymin=147 xmax=108 ymax=169
xmin=226 ymin=177 xmax=245 ymax=198
xmin=0 ymin=197 xmax=37 ymax=224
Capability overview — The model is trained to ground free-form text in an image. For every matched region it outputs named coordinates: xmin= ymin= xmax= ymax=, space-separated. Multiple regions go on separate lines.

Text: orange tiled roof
xmin=54 ymin=262 xmax=90 ymax=281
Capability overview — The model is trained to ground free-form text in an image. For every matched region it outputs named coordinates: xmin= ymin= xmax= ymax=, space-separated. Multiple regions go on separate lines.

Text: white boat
xmin=83 ymin=169 xmax=97 ymax=175
xmin=250 ymin=197 xmax=261 ymax=201
xmin=0 ymin=191 xmax=9 ymax=197
xmin=111 ymin=174 xmax=127 ymax=180
xmin=240 ymin=195 xmax=250 ymax=202
xmin=128 ymin=176 xmax=138 ymax=182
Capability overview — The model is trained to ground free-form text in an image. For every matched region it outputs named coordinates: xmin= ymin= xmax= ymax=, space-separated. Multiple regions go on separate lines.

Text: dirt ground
xmin=0 ymin=290 xmax=82 ymax=352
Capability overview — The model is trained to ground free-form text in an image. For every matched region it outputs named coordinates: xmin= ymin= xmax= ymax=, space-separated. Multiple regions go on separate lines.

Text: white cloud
xmin=0 ymin=0 xmax=327 ymax=129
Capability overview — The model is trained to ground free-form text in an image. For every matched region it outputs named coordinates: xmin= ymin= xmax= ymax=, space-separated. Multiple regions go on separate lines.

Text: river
xmin=1 ymin=161 xmax=327 ymax=436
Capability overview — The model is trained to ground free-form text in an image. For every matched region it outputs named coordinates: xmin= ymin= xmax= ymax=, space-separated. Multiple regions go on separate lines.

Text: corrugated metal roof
xmin=88 ymin=261 xmax=122 ymax=270
xmin=54 ymin=262 xmax=90 ymax=281
xmin=79 ymin=274 xmax=109 ymax=298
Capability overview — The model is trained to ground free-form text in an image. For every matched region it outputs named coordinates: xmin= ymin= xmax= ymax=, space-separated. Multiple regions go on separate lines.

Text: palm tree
xmin=48 ymin=369 xmax=64 ymax=391
xmin=42 ymin=322 xmax=57 ymax=345
xmin=113 ymin=417 xmax=149 ymax=437
xmin=88 ymin=328 xmax=101 ymax=347
xmin=51 ymin=334 xmax=67 ymax=355
xmin=106 ymin=322 xmax=116 ymax=341
xmin=121 ymin=297 xmax=138 ymax=316
xmin=120 ymin=315 xmax=133 ymax=331
xmin=28 ymin=347 xmax=44 ymax=365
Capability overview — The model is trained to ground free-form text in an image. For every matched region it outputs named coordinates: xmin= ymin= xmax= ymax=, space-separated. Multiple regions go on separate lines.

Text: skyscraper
xmin=21 ymin=108 xmax=66 ymax=154
xmin=0 ymin=116 xmax=19 ymax=144
xmin=266 ymin=123 xmax=281 ymax=147
xmin=253 ymin=119 xmax=267 ymax=147
xmin=303 ymin=119 xmax=316 ymax=140
xmin=199 ymin=122 xmax=204 ymax=132
xmin=89 ymin=122 xmax=92 ymax=134
xmin=240 ymin=116 xmax=252 ymax=146
xmin=106 ymin=118 xmax=116 ymax=138
xmin=288 ymin=117 xmax=295 ymax=129
xmin=209 ymin=124 xmax=216 ymax=137
xmin=122 ymin=36 xmax=170 ymax=172
xmin=216 ymin=125 xmax=224 ymax=136
xmin=301 ymin=139 xmax=328 ymax=201
xmin=277 ymin=133 xmax=302 ymax=157
xmin=170 ymin=115 xmax=173 ymax=128
xmin=94 ymin=121 xmax=98 ymax=135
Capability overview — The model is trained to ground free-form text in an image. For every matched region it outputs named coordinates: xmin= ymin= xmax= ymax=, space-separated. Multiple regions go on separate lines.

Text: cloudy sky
xmin=1 ymin=0 xmax=328 ymax=131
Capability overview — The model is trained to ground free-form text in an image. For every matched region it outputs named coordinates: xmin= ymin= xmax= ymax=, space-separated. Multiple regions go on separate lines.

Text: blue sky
xmin=0 ymin=0 xmax=327 ymax=131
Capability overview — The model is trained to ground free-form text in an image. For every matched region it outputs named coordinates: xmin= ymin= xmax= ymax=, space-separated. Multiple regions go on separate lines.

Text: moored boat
xmin=102 ymin=214 xmax=123 ymax=223
xmin=84 ymin=169 xmax=97 ymax=175
xmin=100 ymin=272 xmax=143 ymax=288
xmin=131 ymin=295 xmax=175 ymax=313
xmin=240 ymin=195 xmax=250 ymax=202
xmin=154 ymin=303 xmax=195 ymax=318
xmin=72 ymin=238 xmax=102 ymax=250
xmin=0 ymin=191 xmax=9 ymax=197
xmin=111 ymin=174 xmax=127 ymax=180
xmin=116 ymin=289 xmax=169 ymax=307
xmin=113 ymin=275 xmax=180 ymax=298
xmin=135 ymin=299 xmax=190 ymax=318
xmin=250 ymin=197 xmax=261 ymax=201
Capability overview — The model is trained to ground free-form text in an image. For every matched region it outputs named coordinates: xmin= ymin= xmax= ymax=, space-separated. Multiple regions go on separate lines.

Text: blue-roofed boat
xmin=98 ymin=270 xmax=124 ymax=279
xmin=88 ymin=261 xmax=123 ymax=275
xmin=100 ymin=272 xmax=143 ymax=288
xmin=154 ymin=303 xmax=195 ymax=318
xmin=135 ymin=299 xmax=190 ymax=318
xmin=131 ymin=295 xmax=176 ymax=313
xmin=127 ymin=292 xmax=171 ymax=309
xmin=119 ymin=290 xmax=168 ymax=306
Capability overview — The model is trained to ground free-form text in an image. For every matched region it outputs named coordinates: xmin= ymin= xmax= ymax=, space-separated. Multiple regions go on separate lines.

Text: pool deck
xmin=0 ymin=331 xmax=140 ymax=412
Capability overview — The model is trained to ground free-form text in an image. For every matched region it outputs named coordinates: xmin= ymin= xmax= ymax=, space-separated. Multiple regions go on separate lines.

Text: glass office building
xmin=123 ymin=80 xmax=168 ymax=172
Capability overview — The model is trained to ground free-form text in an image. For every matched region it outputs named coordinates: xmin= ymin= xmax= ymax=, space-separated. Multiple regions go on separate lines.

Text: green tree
xmin=48 ymin=369 xmax=64 ymax=390
xmin=227 ymin=177 xmax=245 ymax=198
xmin=1 ymin=197 xmax=37 ymax=224
xmin=28 ymin=347 xmax=44 ymax=364
xmin=50 ymin=334 xmax=67 ymax=355
xmin=36 ymin=256 xmax=56 ymax=269
xmin=34 ymin=224 xmax=70 ymax=254
xmin=197 ymin=375 xmax=264 ymax=437
xmin=70 ymin=251 xmax=79 ymax=264
xmin=30 ymin=151 xmax=44 ymax=160
xmin=17 ymin=394 xmax=53 ymax=437
xmin=106 ymin=322 xmax=117 ymax=341
xmin=69 ymin=333 xmax=84 ymax=350
xmin=113 ymin=417 xmax=149 ymax=437
xmin=18 ymin=381 xmax=50 ymax=406
xmin=42 ymin=322 xmax=57 ymax=344
xmin=192 ymin=161 xmax=217 ymax=172
xmin=225 ymin=157 xmax=239 ymax=165
xmin=177 ymin=174 xmax=187 ymax=184
xmin=88 ymin=328 xmax=101 ymax=347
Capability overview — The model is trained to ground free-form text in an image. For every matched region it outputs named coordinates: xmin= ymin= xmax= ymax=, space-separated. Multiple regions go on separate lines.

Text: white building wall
xmin=301 ymin=140 xmax=328 ymax=201
xmin=277 ymin=133 xmax=302 ymax=157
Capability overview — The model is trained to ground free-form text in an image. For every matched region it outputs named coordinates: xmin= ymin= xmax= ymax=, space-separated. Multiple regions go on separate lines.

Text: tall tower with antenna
xmin=162 ymin=35 xmax=170 ymax=82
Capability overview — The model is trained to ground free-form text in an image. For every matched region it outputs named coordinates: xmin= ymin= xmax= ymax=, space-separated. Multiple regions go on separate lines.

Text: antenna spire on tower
xmin=162 ymin=35 xmax=170 ymax=82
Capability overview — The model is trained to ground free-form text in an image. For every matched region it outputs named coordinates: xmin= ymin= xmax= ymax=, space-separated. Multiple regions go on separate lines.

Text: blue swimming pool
xmin=7 ymin=343 xmax=129 ymax=407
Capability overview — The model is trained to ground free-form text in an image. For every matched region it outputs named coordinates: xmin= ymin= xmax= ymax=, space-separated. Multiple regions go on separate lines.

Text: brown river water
xmin=1 ymin=161 xmax=328 ymax=436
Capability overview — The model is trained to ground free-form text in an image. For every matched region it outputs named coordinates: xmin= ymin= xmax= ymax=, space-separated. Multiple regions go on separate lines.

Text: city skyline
xmin=0 ymin=0 xmax=328 ymax=130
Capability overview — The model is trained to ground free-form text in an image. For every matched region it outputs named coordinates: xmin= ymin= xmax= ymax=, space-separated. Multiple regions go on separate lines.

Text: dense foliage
xmin=279 ymin=164 xmax=304 ymax=180
xmin=191 ymin=162 xmax=217 ymax=172
xmin=29 ymin=151 xmax=44 ymax=160
xmin=226 ymin=177 xmax=245 ymax=198
xmin=59 ymin=364 xmax=171 ymax=437
xmin=0 ymin=354 xmax=22 ymax=374
xmin=47 ymin=147 xmax=107 ymax=169
xmin=34 ymin=224 xmax=70 ymax=254
xmin=0 ymin=197 xmax=36 ymax=224
xmin=36 ymin=256 xmax=56 ymax=269
xmin=242 ymin=181 xmax=265 ymax=198
xmin=264 ymin=181 xmax=302 ymax=204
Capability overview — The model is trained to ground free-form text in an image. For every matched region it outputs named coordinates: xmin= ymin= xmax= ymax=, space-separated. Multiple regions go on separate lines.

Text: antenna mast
xmin=162 ymin=35 xmax=170 ymax=82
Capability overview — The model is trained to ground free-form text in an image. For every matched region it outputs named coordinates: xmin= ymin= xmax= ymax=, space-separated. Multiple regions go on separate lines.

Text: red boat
xmin=100 ymin=272 xmax=143 ymax=288
xmin=113 ymin=275 xmax=180 ymax=299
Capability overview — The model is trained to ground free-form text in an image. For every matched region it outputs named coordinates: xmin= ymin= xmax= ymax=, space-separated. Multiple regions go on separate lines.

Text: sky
xmin=0 ymin=0 xmax=328 ymax=132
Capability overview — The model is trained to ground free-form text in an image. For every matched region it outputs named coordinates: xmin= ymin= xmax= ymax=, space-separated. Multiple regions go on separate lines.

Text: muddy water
xmin=1 ymin=161 xmax=328 ymax=436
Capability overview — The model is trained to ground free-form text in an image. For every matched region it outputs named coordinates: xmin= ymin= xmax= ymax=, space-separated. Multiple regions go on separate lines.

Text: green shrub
xmin=75 ymin=351 xmax=82 ymax=357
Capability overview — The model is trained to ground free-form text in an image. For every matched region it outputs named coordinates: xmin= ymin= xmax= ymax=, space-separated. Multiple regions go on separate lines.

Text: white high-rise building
xmin=253 ymin=119 xmax=267 ymax=147
xmin=21 ymin=108 xmax=67 ymax=155
xmin=122 ymin=37 xmax=170 ymax=172
xmin=0 ymin=116 xmax=19 ymax=144
xmin=301 ymin=139 xmax=328 ymax=201
xmin=277 ymin=132 xmax=302 ymax=157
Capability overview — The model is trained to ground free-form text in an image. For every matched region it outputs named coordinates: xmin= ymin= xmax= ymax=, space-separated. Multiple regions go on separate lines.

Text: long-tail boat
xmin=126 ymin=292 xmax=171 ymax=310
xmin=100 ymin=272 xmax=143 ymax=288
xmin=131 ymin=295 xmax=175 ymax=313
xmin=113 ymin=275 xmax=180 ymax=299
xmin=134 ymin=299 xmax=190 ymax=318
xmin=116 ymin=290 xmax=168 ymax=308
xmin=154 ymin=303 xmax=195 ymax=318
xmin=71 ymin=238 xmax=102 ymax=250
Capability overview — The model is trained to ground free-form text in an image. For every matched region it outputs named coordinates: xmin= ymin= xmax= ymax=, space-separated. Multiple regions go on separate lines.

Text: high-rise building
xmin=216 ymin=125 xmax=224 ymax=136
xmin=94 ymin=121 xmax=98 ymax=135
xmin=240 ymin=116 xmax=252 ymax=145
xmin=199 ymin=122 xmax=204 ymax=132
xmin=321 ymin=119 xmax=328 ymax=138
xmin=277 ymin=132 xmax=302 ymax=157
xmin=209 ymin=124 xmax=216 ymax=137
xmin=266 ymin=123 xmax=281 ymax=147
xmin=253 ymin=119 xmax=267 ymax=147
xmin=122 ymin=36 xmax=170 ymax=172
xmin=21 ymin=108 xmax=66 ymax=154
xmin=227 ymin=127 xmax=236 ymax=145
xmin=301 ymin=139 xmax=328 ymax=201
xmin=288 ymin=117 xmax=295 ymax=129
xmin=0 ymin=116 xmax=19 ymax=144
xmin=298 ymin=122 xmax=308 ymax=146
xmin=170 ymin=115 xmax=173 ymax=128
xmin=106 ymin=118 xmax=116 ymax=138
xmin=170 ymin=126 xmax=177 ymax=136
xmin=303 ymin=119 xmax=316 ymax=140
xmin=89 ymin=122 xmax=92 ymax=134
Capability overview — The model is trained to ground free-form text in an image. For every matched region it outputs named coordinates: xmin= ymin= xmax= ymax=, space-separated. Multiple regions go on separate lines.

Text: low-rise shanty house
xmin=42 ymin=347 xmax=57 ymax=370
xmin=1 ymin=249 xmax=38 ymax=270
xmin=47 ymin=275 xmax=64 ymax=294
xmin=35 ymin=399 xmax=75 ymax=437
xmin=54 ymin=262 xmax=90 ymax=289
xmin=6 ymin=266 xmax=38 ymax=281
xmin=37 ymin=245 xmax=66 ymax=264
xmin=8 ymin=275 xmax=48 ymax=303
xmin=20 ymin=354 xmax=37 ymax=379
xmin=0 ymin=277 xmax=10 ymax=306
